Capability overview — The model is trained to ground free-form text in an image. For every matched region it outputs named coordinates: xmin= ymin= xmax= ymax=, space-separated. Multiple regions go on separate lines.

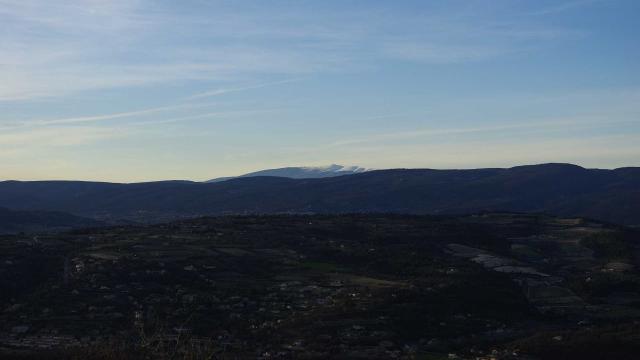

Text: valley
xmin=1 ymin=213 xmax=639 ymax=359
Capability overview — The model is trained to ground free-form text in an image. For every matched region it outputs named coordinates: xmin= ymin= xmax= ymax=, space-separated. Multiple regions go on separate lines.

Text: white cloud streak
xmin=188 ymin=78 xmax=304 ymax=100
xmin=0 ymin=126 xmax=125 ymax=148
xmin=323 ymin=115 xmax=638 ymax=148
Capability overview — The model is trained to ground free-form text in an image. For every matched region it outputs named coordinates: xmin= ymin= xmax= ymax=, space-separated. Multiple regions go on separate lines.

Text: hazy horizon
xmin=2 ymin=0 xmax=639 ymax=182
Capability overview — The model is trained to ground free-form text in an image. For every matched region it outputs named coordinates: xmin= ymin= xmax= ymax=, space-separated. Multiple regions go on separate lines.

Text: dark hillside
xmin=0 ymin=164 xmax=638 ymax=225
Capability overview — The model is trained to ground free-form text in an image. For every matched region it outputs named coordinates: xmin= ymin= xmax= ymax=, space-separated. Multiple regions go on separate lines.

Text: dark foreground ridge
xmin=0 ymin=207 xmax=103 ymax=234
xmin=1 ymin=163 xmax=639 ymax=226
xmin=1 ymin=213 xmax=639 ymax=359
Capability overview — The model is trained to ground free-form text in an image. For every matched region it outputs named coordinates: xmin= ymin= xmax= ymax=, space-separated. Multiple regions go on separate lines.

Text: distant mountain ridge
xmin=206 ymin=164 xmax=369 ymax=182
xmin=0 ymin=163 xmax=639 ymax=226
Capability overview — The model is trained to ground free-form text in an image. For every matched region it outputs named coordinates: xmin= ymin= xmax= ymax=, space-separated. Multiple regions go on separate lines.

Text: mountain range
xmin=205 ymin=164 xmax=369 ymax=182
xmin=0 ymin=163 xmax=639 ymax=226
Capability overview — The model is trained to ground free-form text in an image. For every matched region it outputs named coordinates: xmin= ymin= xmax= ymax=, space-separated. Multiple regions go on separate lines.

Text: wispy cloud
xmin=128 ymin=109 xmax=282 ymax=127
xmin=0 ymin=126 xmax=125 ymax=148
xmin=0 ymin=102 xmax=224 ymax=130
xmin=325 ymin=115 xmax=637 ymax=148
xmin=529 ymin=0 xmax=603 ymax=16
xmin=382 ymin=42 xmax=508 ymax=63
xmin=0 ymin=1 xmax=348 ymax=102
xmin=0 ymin=0 xmax=584 ymax=102
xmin=188 ymin=78 xmax=303 ymax=100
xmin=27 ymin=104 xmax=205 ymax=127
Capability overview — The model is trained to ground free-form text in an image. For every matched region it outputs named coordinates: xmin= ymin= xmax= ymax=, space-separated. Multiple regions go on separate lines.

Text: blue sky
xmin=1 ymin=0 xmax=639 ymax=182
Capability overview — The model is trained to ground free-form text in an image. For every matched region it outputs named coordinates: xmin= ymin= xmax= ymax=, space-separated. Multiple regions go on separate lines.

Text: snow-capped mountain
xmin=205 ymin=164 xmax=370 ymax=183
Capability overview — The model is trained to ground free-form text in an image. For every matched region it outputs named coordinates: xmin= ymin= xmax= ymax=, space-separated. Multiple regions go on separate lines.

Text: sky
xmin=1 ymin=0 xmax=639 ymax=182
